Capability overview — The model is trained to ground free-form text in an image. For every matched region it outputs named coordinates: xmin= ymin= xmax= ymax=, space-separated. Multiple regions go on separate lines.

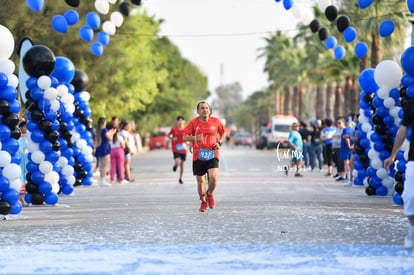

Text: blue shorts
xmin=340 ymin=150 xmax=352 ymax=161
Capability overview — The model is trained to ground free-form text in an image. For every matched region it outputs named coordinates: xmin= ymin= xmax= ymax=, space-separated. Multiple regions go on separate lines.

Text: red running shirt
xmin=168 ymin=126 xmax=188 ymax=154
xmin=183 ymin=116 xmax=225 ymax=161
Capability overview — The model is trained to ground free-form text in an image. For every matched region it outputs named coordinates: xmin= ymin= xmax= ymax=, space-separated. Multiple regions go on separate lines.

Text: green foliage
xmin=0 ymin=1 xmax=208 ymax=136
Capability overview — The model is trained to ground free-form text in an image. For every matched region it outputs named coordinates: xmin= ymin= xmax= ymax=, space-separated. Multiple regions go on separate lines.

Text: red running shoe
xmin=199 ymin=201 xmax=208 ymax=212
xmin=207 ymin=193 xmax=215 ymax=209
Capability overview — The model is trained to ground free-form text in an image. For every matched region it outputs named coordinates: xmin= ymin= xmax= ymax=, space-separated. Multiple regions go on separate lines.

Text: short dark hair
xmin=176 ymin=115 xmax=185 ymax=120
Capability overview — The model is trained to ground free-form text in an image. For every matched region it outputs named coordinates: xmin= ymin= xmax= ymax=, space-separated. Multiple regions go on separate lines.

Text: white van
xmin=266 ymin=115 xmax=298 ymax=148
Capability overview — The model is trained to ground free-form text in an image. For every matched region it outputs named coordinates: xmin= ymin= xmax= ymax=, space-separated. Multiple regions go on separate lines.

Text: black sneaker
xmin=173 ymin=165 xmax=177 ymax=172
xmin=333 ymin=174 xmax=339 ymax=178
xmin=179 ymin=178 xmax=183 ymax=184
xmin=336 ymin=176 xmax=346 ymax=181
xmin=294 ymin=173 xmax=304 ymax=177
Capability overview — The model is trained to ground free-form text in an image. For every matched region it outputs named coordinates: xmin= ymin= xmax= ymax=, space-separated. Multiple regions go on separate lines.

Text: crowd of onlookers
xmin=298 ymin=114 xmax=358 ymax=185
xmin=93 ymin=116 xmax=142 ymax=186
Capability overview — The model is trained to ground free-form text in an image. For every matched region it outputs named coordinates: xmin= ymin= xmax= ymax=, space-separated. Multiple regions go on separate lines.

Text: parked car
xmin=149 ymin=132 xmax=170 ymax=150
xmin=233 ymin=132 xmax=253 ymax=147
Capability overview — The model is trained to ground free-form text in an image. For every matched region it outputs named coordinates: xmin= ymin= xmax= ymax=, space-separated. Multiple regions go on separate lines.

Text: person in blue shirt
xmin=287 ymin=122 xmax=304 ymax=177
xmin=321 ymin=118 xmax=336 ymax=176
xmin=339 ymin=116 xmax=355 ymax=186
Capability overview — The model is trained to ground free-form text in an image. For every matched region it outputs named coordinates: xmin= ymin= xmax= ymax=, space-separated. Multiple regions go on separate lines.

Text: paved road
xmin=1 ymin=146 xmax=413 ymax=274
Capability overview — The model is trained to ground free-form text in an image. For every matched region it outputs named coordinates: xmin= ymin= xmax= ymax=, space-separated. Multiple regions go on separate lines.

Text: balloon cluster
xmin=0 ymin=25 xmax=24 ymax=216
xmin=26 ymin=0 xmax=142 ymax=57
xmin=357 ymin=61 xmax=403 ymax=197
xmin=69 ymin=70 xmax=95 ymax=187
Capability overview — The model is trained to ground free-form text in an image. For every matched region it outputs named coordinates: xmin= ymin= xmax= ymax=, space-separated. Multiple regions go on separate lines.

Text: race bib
xmin=198 ymin=148 xmax=214 ymax=161
xmin=176 ymin=143 xmax=187 ymax=151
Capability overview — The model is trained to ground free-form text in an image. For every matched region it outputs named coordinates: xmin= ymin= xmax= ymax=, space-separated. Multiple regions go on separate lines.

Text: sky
xmin=143 ymin=0 xmax=317 ymax=99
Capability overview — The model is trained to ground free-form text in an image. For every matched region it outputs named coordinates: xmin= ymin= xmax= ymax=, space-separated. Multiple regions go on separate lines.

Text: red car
xmin=149 ymin=132 xmax=170 ymax=150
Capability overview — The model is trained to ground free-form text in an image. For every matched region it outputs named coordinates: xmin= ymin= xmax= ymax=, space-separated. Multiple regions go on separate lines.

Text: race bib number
xmin=176 ymin=143 xmax=187 ymax=151
xmin=198 ymin=148 xmax=214 ymax=161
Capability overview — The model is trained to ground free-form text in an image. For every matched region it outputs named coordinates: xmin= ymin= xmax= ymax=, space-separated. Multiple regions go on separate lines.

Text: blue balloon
xmin=355 ymin=41 xmax=368 ymax=59
xmin=1 ymin=188 xmax=19 ymax=205
xmin=26 ymin=0 xmax=44 ymax=12
xmin=354 ymin=177 xmax=364 ymax=186
xmin=379 ymin=20 xmax=394 ymax=37
xmin=359 ymin=138 xmax=370 ymax=148
xmin=0 ymin=73 xmax=8 ymax=87
xmin=45 ymin=192 xmax=59 ymax=205
xmin=372 ymin=97 xmax=383 ymax=107
xmin=334 ymin=46 xmax=346 ymax=59
xmin=406 ymin=85 xmax=414 ymax=98
xmin=325 ymin=36 xmax=337 ymax=49
xmin=283 ymin=0 xmax=293 ymax=10
xmin=408 ymin=0 xmax=414 ymax=13
xmin=61 ymin=184 xmax=74 ymax=195
xmin=366 ymin=167 xmax=377 ymax=177
xmin=2 ymin=138 xmax=19 ymax=155
xmin=26 ymin=161 xmax=39 ymax=173
xmin=10 ymin=201 xmax=22 ymax=215
xmin=393 ymin=192 xmax=403 ymax=205
xmin=86 ymin=12 xmax=100 ymax=29
xmin=379 ymin=150 xmax=391 ymax=161
xmin=0 ymin=176 xmax=10 ymax=192
xmin=31 ymin=129 xmax=45 ymax=143
xmin=402 ymin=74 xmax=414 ymax=87
xmin=39 ymin=140 xmax=53 ymax=154
xmin=397 ymin=160 xmax=407 ymax=172
xmin=390 ymin=88 xmax=400 ymax=99
xmin=30 ymin=87 xmax=44 ymax=100
xmin=376 ymin=185 xmax=388 ymax=196
xmin=358 ymin=0 xmax=374 ymax=9
xmin=0 ymin=86 xmax=17 ymax=101
xmin=51 ymin=56 xmax=75 ymax=83
xmin=91 ymin=42 xmax=104 ymax=57
xmin=79 ymin=25 xmax=94 ymax=42
xmin=343 ymin=26 xmax=357 ymax=43
xmin=358 ymin=68 xmax=378 ymax=93
xmin=383 ymin=115 xmax=394 ymax=126
xmin=401 ymin=46 xmax=414 ymax=76
xmin=64 ymin=9 xmax=79 ymax=26
xmin=370 ymin=132 xmax=381 ymax=142
xmin=39 ymin=182 xmax=52 ymax=195
xmin=9 ymin=99 xmax=20 ymax=113
xmin=51 ymin=15 xmax=68 ymax=33
xmin=97 ymin=31 xmax=110 ymax=46
xmin=369 ymin=176 xmax=382 ymax=188
xmin=31 ymin=171 xmax=44 ymax=184
xmin=0 ymin=124 xmax=11 ymax=141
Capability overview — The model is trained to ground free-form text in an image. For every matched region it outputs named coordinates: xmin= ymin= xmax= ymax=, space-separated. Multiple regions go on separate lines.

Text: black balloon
xmin=52 ymin=140 xmax=61 ymax=151
xmin=365 ymin=186 xmax=377 ymax=196
xmin=30 ymin=109 xmax=43 ymax=122
xmin=363 ymin=93 xmax=374 ymax=102
xmin=39 ymin=120 xmax=52 ymax=132
xmin=0 ymin=99 xmax=10 ymax=115
xmin=131 ymin=0 xmax=141 ymax=5
xmin=325 ymin=5 xmax=338 ymax=21
xmin=120 ymin=2 xmax=132 ymax=16
xmin=71 ymin=70 xmax=89 ymax=91
xmin=25 ymin=181 xmax=38 ymax=193
xmin=24 ymin=99 xmax=36 ymax=111
xmin=336 ymin=15 xmax=351 ymax=33
xmin=0 ymin=200 xmax=11 ymax=215
xmin=371 ymin=114 xmax=383 ymax=125
xmin=399 ymin=86 xmax=407 ymax=97
xmin=2 ymin=113 xmax=19 ymax=128
xmin=395 ymin=171 xmax=404 ymax=182
xmin=46 ymin=131 xmax=59 ymax=143
xmin=318 ymin=27 xmax=329 ymax=41
xmin=65 ymin=0 xmax=80 ymax=7
xmin=395 ymin=181 xmax=404 ymax=194
xmin=309 ymin=19 xmax=320 ymax=33
xmin=10 ymin=127 xmax=21 ymax=139
xmin=23 ymin=45 xmax=56 ymax=78
xmin=31 ymin=192 xmax=44 ymax=205
xmin=375 ymin=123 xmax=387 ymax=134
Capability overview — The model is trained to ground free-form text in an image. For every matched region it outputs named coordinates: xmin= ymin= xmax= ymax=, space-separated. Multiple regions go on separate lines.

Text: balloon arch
xmin=1 ymin=0 xmax=414 ymax=216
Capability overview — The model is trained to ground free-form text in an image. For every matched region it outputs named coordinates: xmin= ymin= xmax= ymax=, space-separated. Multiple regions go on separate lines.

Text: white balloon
xmin=368 ymin=148 xmax=379 ymax=159
xmin=39 ymin=161 xmax=53 ymax=174
xmin=50 ymin=99 xmax=60 ymax=111
xmin=76 ymin=139 xmax=87 ymax=149
xmin=404 ymin=150 xmax=409 ymax=161
xmin=401 ymin=140 xmax=410 ymax=152
xmin=56 ymin=84 xmax=69 ymax=97
xmin=37 ymin=75 xmax=52 ymax=89
xmin=107 ymin=0 xmax=117 ymax=4
xmin=110 ymin=11 xmax=124 ymax=27
xmin=0 ymin=151 xmax=11 ymax=167
xmin=361 ymin=122 xmax=372 ymax=133
xmin=62 ymin=165 xmax=74 ymax=177
xmin=382 ymin=176 xmax=395 ymax=189
xmin=374 ymin=60 xmax=403 ymax=89
xmin=31 ymin=150 xmax=45 ymax=164
xmin=383 ymin=97 xmax=395 ymax=109
xmin=26 ymin=139 xmax=39 ymax=152
xmin=79 ymin=91 xmax=91 ymax=102
xmin=7 ymin=73 xmax=18 ymax=88
xmin=51 ymin=182 xmax=60 ymax=194
xmin=0 ymin=25 xmax=15 ymax=60
xmin=102 ymin=21 xmax=116 ymax=35
xmin=371 ymin=158 xmax=383 ymax=169
xmin=95 ymin=0 xmax=110 ymax=14
xmin=44 ymin=87 xmax=58 ymax=100
xmin=376 ymin=168 xmax=388 ymax=179
xmin=61 ymin=93 xmax=74 ymax=104
xmin=58 ymin=156 xmax=69 ymax=167
xmin=67 ymin=175 xmax=76 ymax=185
xmin=376 ymin=88 xmax=389 ymax=100
xmin=9 ymin=178 xmax=22 ymax=191
xmin=45 ymin=171 xmax=59 ymax=185
xmin=0 ymin=59 xmax=15 ymax=74
xmin=66 ymin=103 xmax=75 ymax=114
xmin=317 ymin=0 xmax=330 ymax=11
xmin=3 ymin=163 xmax=21 ymax=181
xmin=389 ymin=106 xmax=400 ymax=118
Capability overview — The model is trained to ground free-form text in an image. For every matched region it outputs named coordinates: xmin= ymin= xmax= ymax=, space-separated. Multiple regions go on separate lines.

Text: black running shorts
xmin=193 ymin=158 xmax=219 ymax=176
